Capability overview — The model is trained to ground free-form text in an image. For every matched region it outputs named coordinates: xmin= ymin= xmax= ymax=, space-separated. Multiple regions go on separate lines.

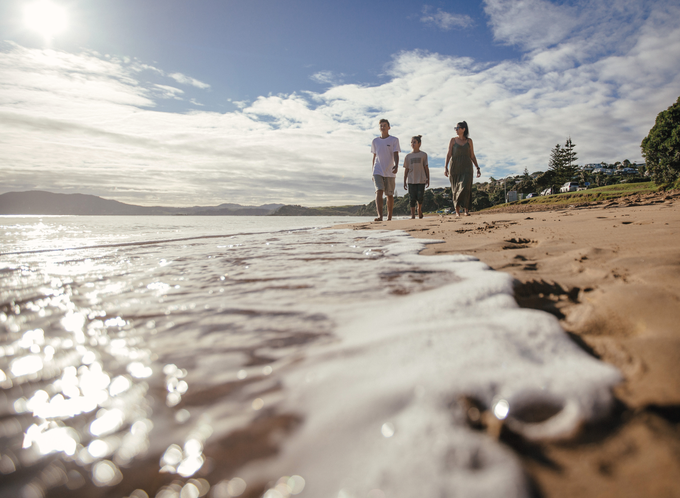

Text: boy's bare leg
xmin=410 ymin=206 xmax=416 ymax=219
xmin=418 ymin=202 xmax=423 ymax=219
xmin=386 ymin=195 xmax=394 ymax=221
xmin=375 ymin=190 xmax=384 ymax=221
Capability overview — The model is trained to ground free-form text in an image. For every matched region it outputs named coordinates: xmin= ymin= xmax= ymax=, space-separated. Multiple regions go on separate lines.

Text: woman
xmin=444 ymin=121 xmax=481 ymax=216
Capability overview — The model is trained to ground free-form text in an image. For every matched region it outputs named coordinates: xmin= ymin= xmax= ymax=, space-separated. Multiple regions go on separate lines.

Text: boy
xmin=371 ymin=119 xmax=401 ymax=221
xmin=403 ymin=135 xmax=429 ymax=219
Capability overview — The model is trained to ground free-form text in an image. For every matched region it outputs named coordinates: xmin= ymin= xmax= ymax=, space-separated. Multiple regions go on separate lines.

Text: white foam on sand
xmin=1 ymin=219 xmax=622 ymax=497
xmin=238 ymin=230 xmax=622 ymax=498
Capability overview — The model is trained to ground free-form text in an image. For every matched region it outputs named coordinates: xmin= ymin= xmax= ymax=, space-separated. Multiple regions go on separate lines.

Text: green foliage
xmin=471 ymin=186 xmax=492 ymax=211
xmin=641 ymin=96 xmax=680 ymax=186
xmin=548 ymin=138 xmax=579 ymax=186
xmin=563 ymin=137 xmax=578 ymax=168
xmin=488 ymin=187 xmax=506 ymax=205
xmin=356 ymin=187 xmax=453 ymax=215
xmin=549 ymin=143 xmax=563 ymax=170
xmin=534 ymin=169 xmax=556 ymax=192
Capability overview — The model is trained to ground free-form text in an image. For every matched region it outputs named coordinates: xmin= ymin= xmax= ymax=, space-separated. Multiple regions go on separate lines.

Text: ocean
xmin=0 ymin=216 xmax=621 ymax=498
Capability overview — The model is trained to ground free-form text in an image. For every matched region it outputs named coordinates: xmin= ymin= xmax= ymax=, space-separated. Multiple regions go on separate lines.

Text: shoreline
xmin=335 ymin=190 xmax=680 ymax=497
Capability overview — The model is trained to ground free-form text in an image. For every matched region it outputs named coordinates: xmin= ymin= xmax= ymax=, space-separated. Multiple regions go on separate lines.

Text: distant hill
xmin=0 ymin=191 xmax=284 ymax=216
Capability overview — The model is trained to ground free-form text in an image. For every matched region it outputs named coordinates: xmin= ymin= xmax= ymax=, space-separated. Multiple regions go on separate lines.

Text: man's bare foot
xmin=410 ymin=215 xmax=416 ymax=219
xmin=419 ymin=214 xmax=423 ymax=219
xmin=374 ymin=217 xmax=383 ymax=222
xmin=387 ymin=217 xmax=392 ymax=221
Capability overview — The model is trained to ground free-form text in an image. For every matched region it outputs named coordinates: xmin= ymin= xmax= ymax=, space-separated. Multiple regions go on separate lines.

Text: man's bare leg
xmin=375 ymin=190 xmax=384 ymax=221
xmin=410 ymin=206 xmax=416 ymax=219
xmin=386 ymin=195 xmax=394 ymax=221
xmin=418 ymin=202 xmax=423 ymax=219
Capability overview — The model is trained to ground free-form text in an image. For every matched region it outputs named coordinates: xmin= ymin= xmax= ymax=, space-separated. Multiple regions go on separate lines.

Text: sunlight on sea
xmin=0 ymin=216 xmax=620 ymax=498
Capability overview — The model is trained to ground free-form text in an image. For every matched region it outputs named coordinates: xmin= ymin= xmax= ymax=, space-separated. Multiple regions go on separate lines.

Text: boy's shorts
xmin=408 ymin=183 xmax=426 ymax=207
xmin=373 ymin=175 xmax=395 ymax=196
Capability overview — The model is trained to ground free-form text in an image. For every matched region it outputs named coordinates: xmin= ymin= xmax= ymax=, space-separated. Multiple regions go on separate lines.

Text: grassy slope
xmin=484 ymin=182 xmax=658 ymax=211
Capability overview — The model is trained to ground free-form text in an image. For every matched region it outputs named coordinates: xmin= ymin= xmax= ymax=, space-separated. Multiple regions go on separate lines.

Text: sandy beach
xmin=336 ymin=189 xmax=680 ymax=497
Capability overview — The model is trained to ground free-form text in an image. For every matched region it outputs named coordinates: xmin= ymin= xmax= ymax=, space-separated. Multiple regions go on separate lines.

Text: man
xmin=371 ymin=119 xmax=401 ymax=221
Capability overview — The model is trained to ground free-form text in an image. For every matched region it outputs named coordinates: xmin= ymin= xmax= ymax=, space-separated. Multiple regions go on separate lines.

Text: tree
xmin=548 ymin=143 xmax=567 ymax=187
xmin=548 ymin=139 xmax=579 ymax=187
xmin=516 ymin=169 xmax=535 ymax=194
xmin=549 ymin=143 xmax=564 ymax=170
xmin=471 ymin=186 xmax=492 ymax=211
xmin=422 ymin=190 xmax=438 ymax=212
xmin=641 ymin=96 xmax=680 ymax=186
xmin=535 ymin=169 xmax=556 ymax=193
xmin=564 ymin=137 xmax=578 ymax=170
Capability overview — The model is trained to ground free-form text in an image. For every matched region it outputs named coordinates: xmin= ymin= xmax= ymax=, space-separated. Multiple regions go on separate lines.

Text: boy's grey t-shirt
xmin=405 ymin=151 xmax=429 ymax=184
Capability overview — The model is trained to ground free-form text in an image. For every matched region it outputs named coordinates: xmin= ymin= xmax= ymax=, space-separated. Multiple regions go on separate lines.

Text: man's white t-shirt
xmin=371 ymin=135 xmax=401 ymax=178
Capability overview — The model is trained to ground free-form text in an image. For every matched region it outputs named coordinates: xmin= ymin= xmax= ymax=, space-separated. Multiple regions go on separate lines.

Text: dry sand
xmin=336 ymin=189 xmax=680 ymax=498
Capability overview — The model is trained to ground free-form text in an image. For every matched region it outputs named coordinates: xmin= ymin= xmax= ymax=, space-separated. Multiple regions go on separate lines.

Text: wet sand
xmin=336 ymin=189 xmax=680 ymax=498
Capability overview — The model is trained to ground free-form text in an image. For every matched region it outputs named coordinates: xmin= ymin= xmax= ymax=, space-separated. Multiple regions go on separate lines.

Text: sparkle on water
xmin=0 ymin=216 xmax=621 ymax=497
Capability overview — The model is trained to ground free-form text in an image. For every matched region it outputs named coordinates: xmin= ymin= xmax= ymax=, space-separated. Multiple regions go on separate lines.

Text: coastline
xmin=335 ymin=190 xmax=680 ymax=497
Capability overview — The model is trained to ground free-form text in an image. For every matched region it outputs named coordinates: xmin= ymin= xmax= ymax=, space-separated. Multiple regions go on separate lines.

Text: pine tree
xmin=547 ymin=144 xmax=565 ymax=188
xmin=548 ymin=139 xmax=579 ymax=187
xmin=548 ymin=144 xmax=564 ymax=170
xmin=563 ymin=137 xmax=578 ymax=170
xmin=562 ymin=137 xmax=579 ymax=182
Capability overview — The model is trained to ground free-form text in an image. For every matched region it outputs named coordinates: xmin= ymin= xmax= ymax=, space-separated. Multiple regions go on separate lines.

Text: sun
xmin=24 ymin=0 xmax=68 ymax=40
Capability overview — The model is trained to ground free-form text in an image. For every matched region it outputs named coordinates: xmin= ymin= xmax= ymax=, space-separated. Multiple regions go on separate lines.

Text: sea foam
xmin=236 ymin=230 xmax=621 ymax=497
xmin=0 ymin=217 xmax=621 ymax=498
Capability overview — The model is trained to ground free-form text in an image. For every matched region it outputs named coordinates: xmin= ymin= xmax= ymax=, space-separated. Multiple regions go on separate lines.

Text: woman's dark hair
xmin=412 ymin=135 xmax=422 ymax=143
xmin=457 ymin=121 xmax=469 ymax=138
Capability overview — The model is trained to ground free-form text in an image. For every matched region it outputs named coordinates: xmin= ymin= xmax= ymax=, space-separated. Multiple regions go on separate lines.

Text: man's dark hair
xmin=379 ymin=118 xmax=390 ymax=126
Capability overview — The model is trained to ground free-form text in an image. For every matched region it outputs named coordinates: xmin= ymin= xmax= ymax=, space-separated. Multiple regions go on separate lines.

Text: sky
xmin=1 ymin=0 xmax=679 ymax=207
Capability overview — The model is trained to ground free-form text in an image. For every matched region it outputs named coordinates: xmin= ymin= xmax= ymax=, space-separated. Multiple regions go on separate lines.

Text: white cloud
xmin=168 ymin=72 xmax=211 ymax=90
xmin=1 ymin=0 xmax=679 ymax=207
xmin=154 ymin=84 xmax=184 ymax=100
xmin=420 ymin=6 xmax=474 ymax=30
xmin=310 ymin=70 xmax=345 ymax=85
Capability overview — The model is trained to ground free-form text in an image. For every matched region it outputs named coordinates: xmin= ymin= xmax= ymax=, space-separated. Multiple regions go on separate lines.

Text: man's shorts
xmin=373 ymin=175 xmax=395 ymax=196
xmin=408 ymin=183 xmax=426 ymax=207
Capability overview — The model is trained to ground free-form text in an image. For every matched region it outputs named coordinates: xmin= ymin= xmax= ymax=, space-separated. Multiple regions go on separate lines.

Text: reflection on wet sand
xmin=2 ymin=220 xmax=453 ymax=498
xmin=1 ymin=217 xmax=622 ymax=498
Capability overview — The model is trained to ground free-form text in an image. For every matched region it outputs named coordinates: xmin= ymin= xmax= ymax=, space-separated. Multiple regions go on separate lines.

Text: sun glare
xmin=24 ymin=0 xmax=68 ymax=40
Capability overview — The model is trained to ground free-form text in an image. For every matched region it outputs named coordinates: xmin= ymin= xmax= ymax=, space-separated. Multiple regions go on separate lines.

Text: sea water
xmin=0 ymin=216 xmax=621 ymax=498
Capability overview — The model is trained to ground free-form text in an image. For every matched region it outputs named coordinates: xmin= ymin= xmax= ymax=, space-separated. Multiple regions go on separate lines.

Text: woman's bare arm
xmin=468 ymin=139 xmax=481 ymax=177
xmin=444 ymin=138 xmax=454 ymax=177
